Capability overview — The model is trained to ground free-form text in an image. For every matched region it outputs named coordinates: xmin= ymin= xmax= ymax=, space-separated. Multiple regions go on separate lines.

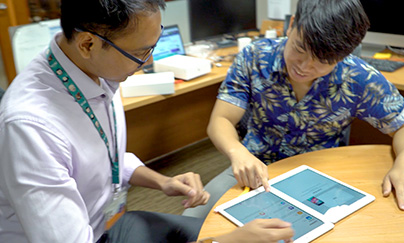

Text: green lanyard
xmin=47 ymin=47 xmax=120 ymax=187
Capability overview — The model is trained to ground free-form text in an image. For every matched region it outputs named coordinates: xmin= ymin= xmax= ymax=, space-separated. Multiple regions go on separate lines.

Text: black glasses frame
xmin=75 ymin=25 xmax=164 ymax=68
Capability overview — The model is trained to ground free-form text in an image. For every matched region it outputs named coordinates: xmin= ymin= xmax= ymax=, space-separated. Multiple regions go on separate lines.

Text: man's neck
xmin=289 ymin=79 xmax=313 ymax=102
xmin=56 ymin=34 xmax=100 ymax=85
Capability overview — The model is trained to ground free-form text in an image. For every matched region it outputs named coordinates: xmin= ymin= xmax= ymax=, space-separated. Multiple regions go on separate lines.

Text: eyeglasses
xmin=75 ymin=25 xmax=164 ymax=68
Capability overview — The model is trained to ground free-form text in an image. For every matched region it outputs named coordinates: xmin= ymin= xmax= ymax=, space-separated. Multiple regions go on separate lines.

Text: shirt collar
xmin=263 ymin=39 xmax=289 ymax=86
xmin=50 ymin=33 xmax=118 ymax=101
xmin=273 ymin=39 xmax=288 ymax=75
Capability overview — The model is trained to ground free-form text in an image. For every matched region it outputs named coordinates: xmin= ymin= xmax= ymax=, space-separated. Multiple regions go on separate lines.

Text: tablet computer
xmin=270 ymin=165 xmax=375 ymax=223
xmin=215 ymin=187 xmax=334 ymax=243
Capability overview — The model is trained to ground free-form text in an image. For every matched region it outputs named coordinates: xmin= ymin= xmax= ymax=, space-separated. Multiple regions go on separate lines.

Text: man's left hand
xmin=382 ymin=163 xmax=404 ymax=210
xmin=161 ymin=172 xmax=210 ymax=208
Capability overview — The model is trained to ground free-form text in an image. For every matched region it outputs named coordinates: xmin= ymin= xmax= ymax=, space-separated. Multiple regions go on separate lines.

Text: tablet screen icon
xmin=308 ymin=196 xmax=324 ymax=206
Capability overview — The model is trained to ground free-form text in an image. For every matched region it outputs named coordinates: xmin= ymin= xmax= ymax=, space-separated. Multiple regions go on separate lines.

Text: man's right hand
xmin=214 ymin=218 xmax=294 ymax=243
xmin=230 ymin=148 xmax=270 ymax=191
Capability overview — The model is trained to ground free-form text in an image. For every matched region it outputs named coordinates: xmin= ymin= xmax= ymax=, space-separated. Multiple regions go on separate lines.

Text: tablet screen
xmin=272 ymin=169 xmax=366 ymax=214
xmin=223 ymin=191 xmax=326 ymax=239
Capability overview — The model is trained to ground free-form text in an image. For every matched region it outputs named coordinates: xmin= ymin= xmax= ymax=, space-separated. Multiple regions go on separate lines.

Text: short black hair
xmin=60 ymin=0 xmax=166 ymax=42
xmin=292 ymin=0 xmax=370 ymax=63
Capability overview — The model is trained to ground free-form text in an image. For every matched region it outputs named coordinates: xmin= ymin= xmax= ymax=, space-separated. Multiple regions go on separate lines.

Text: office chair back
xmin=0 ymin=87 xmax=4 ymax=103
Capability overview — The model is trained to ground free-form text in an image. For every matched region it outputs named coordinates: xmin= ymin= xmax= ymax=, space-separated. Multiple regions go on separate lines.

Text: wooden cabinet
xmin=0 ymin=0 xmax=30 ymax=85
xmin=27 ymin=0 xmax=60 ymax=21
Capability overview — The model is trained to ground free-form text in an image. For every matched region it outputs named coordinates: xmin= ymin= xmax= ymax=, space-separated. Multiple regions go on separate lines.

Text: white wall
xmin=267 ymin=0 xmax=297 ymax=20
xmin=257 ymin=0 xmax=269 ymax=29
xmin=161 ymin=0 xmax=191 ymax=43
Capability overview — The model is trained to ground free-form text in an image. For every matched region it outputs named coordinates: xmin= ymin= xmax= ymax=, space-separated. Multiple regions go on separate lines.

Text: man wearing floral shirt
xmin=183 ymin=0 xmax=404 ymax=219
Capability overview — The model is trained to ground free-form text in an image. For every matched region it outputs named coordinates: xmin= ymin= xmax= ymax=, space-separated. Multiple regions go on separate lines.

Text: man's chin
xmin=109 ymin=70 xmax=139 ymax=82
xmin=119 ymin=77 xmax=130 ymax=82
xmin=113 ymin=76 xmax=131 ymax=82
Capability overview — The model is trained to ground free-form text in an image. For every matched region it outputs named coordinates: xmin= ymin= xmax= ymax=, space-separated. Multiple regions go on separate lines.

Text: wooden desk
xmin=380 ymin=49 xmax=404 ymax=90
xmin=381 ymin=68 xmax=404 ymax=91
xmin=198 ymin=145 xmax=404 ymax=242
xmin=122 ymin=48 xmax=235 ymax=162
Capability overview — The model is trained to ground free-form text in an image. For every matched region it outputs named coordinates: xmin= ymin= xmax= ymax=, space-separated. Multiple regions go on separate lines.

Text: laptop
xmin=143 ymin=24 xmax=186 ymax=73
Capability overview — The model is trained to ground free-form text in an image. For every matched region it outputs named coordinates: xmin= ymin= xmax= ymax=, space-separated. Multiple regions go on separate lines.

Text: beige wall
xmin=256 ymin=0 xmax=269 ymax=29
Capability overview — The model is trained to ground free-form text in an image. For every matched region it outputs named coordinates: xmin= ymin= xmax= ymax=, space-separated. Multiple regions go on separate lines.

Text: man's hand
xmin=388 ymin=125 xmax=404 ymax=210
xmin=161 ymin=172 xmax=210 ymax=208
xmin=382 ymin=162 xmax=404 ymax=210
xmin=214 ymin=218 xmax=294 ymax=243
xmin=230 ymin=149 xmax=270 ymax=192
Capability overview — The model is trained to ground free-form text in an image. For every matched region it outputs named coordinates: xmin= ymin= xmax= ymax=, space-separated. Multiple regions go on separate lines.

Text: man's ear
xmin=286 ymin=15 xmax=295 ymax=37
xmin=75 ymin=32 xmax=97 ymax=59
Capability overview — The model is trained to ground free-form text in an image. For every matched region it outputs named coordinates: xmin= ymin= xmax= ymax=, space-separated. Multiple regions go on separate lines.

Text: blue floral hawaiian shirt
xmin=218 ymin=38 xmax=404 ymax=164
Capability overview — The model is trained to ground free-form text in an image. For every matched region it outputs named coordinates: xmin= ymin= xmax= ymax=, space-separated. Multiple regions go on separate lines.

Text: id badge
xmin=103 ymin=187 xmax=127 ymax=230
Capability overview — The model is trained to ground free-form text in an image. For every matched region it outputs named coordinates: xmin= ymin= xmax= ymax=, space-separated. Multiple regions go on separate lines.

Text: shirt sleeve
xmin=217 ymin=45 xmax=254 ymax=110
xmin=354 ymin=66 xmax=404 ymax=134
xmin=122 ymin=152 xmax=144 ymax=187
xmin=0 ymin=119 xmax=94 ymax=243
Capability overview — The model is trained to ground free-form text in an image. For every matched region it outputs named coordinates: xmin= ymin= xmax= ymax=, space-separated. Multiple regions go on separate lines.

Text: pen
xmin=238 ymin=186 xmax=250 ymax=197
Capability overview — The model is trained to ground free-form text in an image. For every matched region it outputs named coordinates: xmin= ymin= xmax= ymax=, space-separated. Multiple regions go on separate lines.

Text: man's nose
xmin=299 ymin=57 xmax=315 ymax=70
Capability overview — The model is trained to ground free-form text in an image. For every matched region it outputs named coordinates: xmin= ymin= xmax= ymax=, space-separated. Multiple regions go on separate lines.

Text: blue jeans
xmin=182 ymin=166 xmax=237 ymax=219
xmin=99 ymin=211 xmax=203 ymax=243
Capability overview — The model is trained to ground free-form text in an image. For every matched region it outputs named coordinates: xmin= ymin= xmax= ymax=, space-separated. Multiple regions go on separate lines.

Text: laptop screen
xmin=153 ymin=25 xmax=186 ymax=61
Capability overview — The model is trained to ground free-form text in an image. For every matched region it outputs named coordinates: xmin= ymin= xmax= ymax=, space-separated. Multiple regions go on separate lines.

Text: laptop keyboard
xmin=360 ymin=57 xmax=404 ymax=72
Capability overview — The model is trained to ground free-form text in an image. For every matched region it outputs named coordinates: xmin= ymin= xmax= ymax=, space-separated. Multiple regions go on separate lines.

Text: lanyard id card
xmin=103 ymin=188 xmax=128 ymax=230
xmin=47 ymin=47 xmax=125 ymax=229
xmin=47 ymin=47 xmax=120 ymax=185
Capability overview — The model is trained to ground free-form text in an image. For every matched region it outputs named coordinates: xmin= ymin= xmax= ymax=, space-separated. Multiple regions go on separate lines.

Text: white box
xmin=153 ymin=55 xmax=212 ymax=80
xmin=120 ymin=72 xmax=175 ymax=97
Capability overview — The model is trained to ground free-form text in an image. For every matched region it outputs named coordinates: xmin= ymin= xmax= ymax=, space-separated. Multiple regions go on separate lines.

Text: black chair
xmin=0 ymin=87 xmax=4 ymax=102
xmin=284 ymin=15 xmax=292 ymax=36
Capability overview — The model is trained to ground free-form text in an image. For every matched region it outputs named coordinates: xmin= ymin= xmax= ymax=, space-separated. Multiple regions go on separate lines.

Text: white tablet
xmin=270 ymin=165 xmax=375 ymax=223
xmin=215 ymin=187 xmax=334 ymax=243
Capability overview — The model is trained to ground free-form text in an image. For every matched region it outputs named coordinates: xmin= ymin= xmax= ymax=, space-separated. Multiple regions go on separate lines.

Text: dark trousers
xmin=97 ymin=211 xmax=204 ymax=243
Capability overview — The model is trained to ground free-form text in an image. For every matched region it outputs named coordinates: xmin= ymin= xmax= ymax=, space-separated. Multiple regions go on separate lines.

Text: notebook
xmin=143 ymin=24 xmax=186 ymax=73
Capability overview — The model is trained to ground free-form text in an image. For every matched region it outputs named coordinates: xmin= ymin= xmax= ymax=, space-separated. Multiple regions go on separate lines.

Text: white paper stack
xmin=120 ymin=72 xmax=175 ymax=97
